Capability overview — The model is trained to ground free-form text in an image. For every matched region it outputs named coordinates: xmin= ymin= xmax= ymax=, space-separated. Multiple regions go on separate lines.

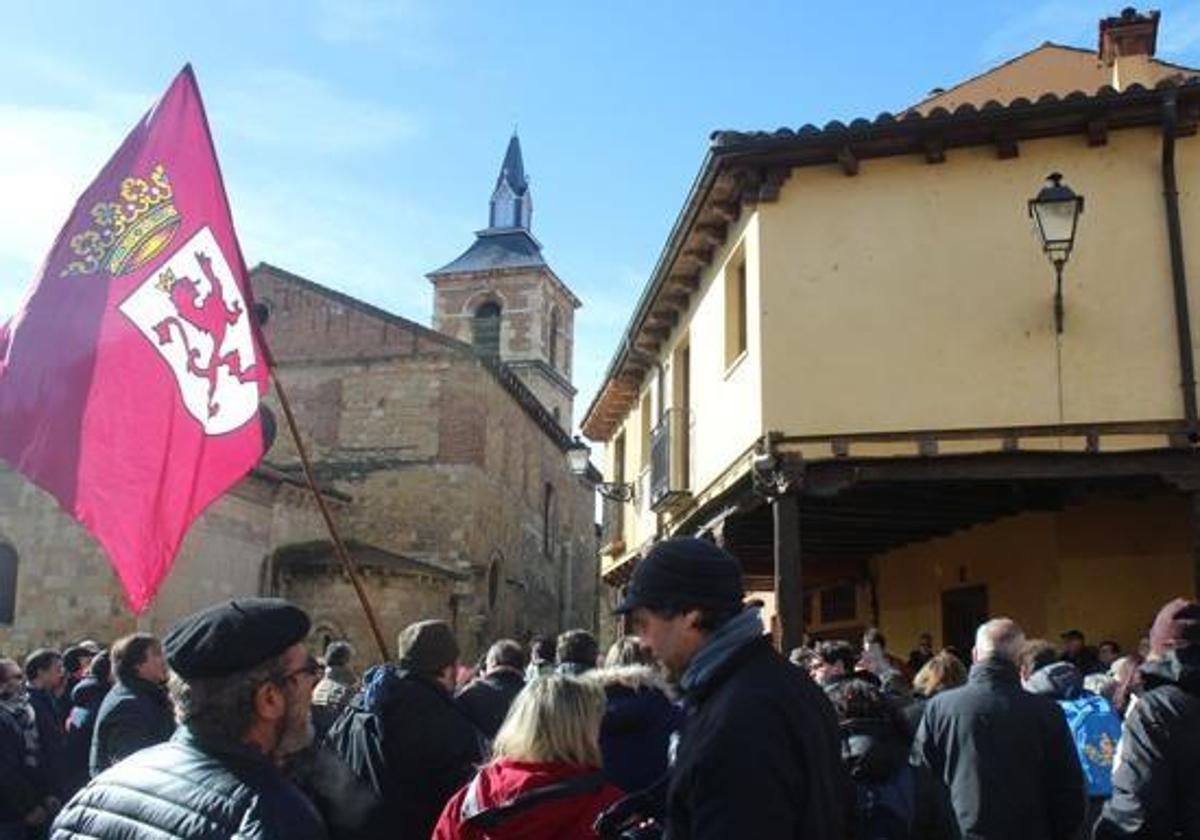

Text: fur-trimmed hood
xmin=586 ymin=664 xmax=675 ymax=699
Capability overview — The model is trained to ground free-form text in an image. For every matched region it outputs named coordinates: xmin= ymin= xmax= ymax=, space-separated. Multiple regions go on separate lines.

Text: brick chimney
xmin=1099 ymin=8 xmax=1161 ymax=90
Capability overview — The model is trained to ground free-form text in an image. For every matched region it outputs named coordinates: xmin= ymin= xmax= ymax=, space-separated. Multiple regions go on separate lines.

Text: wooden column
xmin=1193 ymin=492 xmax=1200 ymax=599
xmin=773 ymin=491 xmax=803 ymax=653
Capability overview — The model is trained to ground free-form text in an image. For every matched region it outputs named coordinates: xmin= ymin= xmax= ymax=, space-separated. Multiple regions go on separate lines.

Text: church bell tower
xmin=428 ymin=134 xmax=580 ymax=430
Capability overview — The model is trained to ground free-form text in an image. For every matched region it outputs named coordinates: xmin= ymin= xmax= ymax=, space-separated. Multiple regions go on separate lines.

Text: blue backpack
xmin=1058 ymin=693 xmax=1122 ymax=798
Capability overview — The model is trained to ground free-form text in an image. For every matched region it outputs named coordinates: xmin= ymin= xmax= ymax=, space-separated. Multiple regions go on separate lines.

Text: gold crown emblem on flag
xmin=61 ymin=164 xmax=180 ymax=277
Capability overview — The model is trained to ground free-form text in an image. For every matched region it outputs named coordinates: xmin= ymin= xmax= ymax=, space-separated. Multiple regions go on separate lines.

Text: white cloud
xmin=209 ymin=68 xmax=421 ymax=154
xmin=0 ymin=105 xmax=128 ymax=301
xmin=0 ymin=58 xmax=437 ymax=324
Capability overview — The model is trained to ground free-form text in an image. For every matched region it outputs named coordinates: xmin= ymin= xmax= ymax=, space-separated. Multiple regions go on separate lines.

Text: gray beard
xmin=277 ymin=707 xmax=315 ymax=757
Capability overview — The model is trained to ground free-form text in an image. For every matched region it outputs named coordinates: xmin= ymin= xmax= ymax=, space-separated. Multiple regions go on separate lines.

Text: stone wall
xmin=431 ymin=267 xmax=577 ymax=429
xmin=0 ymin=467 xmax=287 ymax=657
xmin=274 ymin=564 xmax=458 ymax=663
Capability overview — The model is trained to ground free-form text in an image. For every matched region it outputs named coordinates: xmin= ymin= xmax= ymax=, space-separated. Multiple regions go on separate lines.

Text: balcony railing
xmin=650 ymin=407 xmax=691 ymax=513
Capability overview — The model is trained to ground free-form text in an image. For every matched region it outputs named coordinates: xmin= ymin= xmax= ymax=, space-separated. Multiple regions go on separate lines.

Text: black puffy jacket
xmin=89 ymin=676 xmax=175 ymax=777
xmin=912 ymin=657 xmax=1085 ymax=840
xmin=1094 ymin=648 xmax=1200 ymax=839
xmin=666 ymin=636 xmax=849 ymax=839
xmin=51 ymin=727 xmax=329 ymax=839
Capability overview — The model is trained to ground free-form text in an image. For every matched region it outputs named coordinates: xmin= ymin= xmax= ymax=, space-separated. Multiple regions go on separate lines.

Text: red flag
xmin=0 ymin=65 xmax=267 ymax=611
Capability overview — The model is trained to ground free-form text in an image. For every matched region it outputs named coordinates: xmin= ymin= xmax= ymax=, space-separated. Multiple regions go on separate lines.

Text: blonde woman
xmin=433 ymin=674 xmax=623 ymax=839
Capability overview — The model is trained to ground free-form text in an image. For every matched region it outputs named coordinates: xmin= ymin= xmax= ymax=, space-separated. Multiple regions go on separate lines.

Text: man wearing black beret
xmin=52 ymin=597 xmax=329 ymax=839
xmin=616 ymin=537 xmax=848 ymax=839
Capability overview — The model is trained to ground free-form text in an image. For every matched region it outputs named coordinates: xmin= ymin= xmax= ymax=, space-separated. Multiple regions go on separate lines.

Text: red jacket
xmin=432 ymin=758 xmax=624 ymax=840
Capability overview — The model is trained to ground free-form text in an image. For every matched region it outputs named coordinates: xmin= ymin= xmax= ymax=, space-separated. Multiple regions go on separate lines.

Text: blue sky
xmin=3 ymin=1 xmax=1200 ymax=426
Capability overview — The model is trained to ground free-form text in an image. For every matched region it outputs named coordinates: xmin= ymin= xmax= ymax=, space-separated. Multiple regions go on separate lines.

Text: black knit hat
xmin=397 ymin=620 xmax=459 ymax=674
xmin=614 ymin=537 xmax=744 ymax=614
xmin=163 ymin=597 xmax=311 ymax=679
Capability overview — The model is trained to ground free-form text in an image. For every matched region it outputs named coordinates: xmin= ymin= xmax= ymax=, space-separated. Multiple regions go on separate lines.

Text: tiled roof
xmin=709 ymin=76 xmax=1200 ymax=150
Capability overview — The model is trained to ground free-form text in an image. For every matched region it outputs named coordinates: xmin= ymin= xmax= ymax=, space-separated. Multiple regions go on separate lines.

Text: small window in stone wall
xmin=473 ymin=302 xmax=502 ymax=359
xmin=0 ymin=543 xmax=17 ymax=625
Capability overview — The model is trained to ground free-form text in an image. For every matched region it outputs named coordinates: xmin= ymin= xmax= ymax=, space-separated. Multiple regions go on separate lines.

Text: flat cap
xmin=163 ymin=597 xmax=310 ymax=679
xmin=615 ymin=537 xmax=744 ymax=615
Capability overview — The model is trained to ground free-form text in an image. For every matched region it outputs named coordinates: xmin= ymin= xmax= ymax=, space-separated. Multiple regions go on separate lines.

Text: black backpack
xmin=324 ymin=666 xmax=400 ymax=799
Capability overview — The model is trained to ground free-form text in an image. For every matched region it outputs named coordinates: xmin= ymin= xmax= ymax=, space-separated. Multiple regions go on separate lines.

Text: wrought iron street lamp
xmin=567 ymin=437 xmax=635 ymax=503
xmin=1028 ymin=172 xmax=1085 ymax=333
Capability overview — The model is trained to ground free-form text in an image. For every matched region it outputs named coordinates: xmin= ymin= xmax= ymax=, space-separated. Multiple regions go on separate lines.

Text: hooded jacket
xmin=840 ymin=717 xmax=954 ymax=839
xmin=432 ymin=759 xmax=624 ymax=840
xmin=912 ymin=657 xmax=1085 ymax=840
xmin=62 ymin=675 xmax=109 ymax=795
xmin=589 ymin=665 xmax=681 ymax=804
xmin=1094 ymin=648 xmax=1200 ymax=838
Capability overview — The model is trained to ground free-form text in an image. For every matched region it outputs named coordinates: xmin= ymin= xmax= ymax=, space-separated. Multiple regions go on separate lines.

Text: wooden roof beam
xmin=668 ymin=272 xmax=701 ymax=292
xmin=923 ymin=136 xmax=946 ymax=164
xmin=996 ymin=129 xmax=1019 ymax=159
xmin=709 ymin=200 xmax=741 ymax=224
xmin=693 ymin=223 xmax=727 ymax=248
xmin=837 ymin=146 xmax=859 ymax=176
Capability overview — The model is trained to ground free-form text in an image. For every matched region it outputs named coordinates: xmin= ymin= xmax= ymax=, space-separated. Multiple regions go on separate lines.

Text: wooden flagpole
xmin=268 ymin=367 xmax=391 ymax=662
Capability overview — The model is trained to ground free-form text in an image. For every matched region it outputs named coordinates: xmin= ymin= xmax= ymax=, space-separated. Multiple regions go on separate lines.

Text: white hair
xmin=974 ymin=618 xmax=1025 ymax=663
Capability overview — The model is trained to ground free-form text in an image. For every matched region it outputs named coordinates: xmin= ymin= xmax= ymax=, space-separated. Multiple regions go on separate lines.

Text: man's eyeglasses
xmin=275 ymin=656 xmax=321 ymax=686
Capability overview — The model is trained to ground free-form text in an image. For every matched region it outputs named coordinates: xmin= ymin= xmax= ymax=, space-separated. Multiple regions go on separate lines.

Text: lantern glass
xmin=567 ymin=438 xmax=591 ymax=476
xmin=1029 ymin=172 xmax=1083 ymax=262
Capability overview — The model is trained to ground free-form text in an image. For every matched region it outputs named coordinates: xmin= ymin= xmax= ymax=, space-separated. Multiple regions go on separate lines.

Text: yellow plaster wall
xmin=605 ymin=213 xmax=764 ymax=552
xmin=686 ymin=214 xmax=764 ymax=489
xmin=873 ymin=495 xmax=1193 ymax=657
xmin=759 ymin=128 xmax=1200 ymax=437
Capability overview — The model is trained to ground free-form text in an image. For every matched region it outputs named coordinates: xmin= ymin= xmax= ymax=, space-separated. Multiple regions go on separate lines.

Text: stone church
xmin=0 ymin=135 xmax=599 ymax=663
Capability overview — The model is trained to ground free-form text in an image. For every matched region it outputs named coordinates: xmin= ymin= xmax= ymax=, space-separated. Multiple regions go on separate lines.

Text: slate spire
xmin=489 ymin=133 xmax=532 ymax=231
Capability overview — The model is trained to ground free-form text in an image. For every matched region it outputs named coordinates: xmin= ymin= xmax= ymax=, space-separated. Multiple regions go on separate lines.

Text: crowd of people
xmin=1 ymin=536 xmax=1197 ymax=838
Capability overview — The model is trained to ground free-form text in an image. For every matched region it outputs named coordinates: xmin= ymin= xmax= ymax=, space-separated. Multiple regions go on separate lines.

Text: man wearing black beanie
xmin=615 ymin=537 xmax=847 ymax=839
